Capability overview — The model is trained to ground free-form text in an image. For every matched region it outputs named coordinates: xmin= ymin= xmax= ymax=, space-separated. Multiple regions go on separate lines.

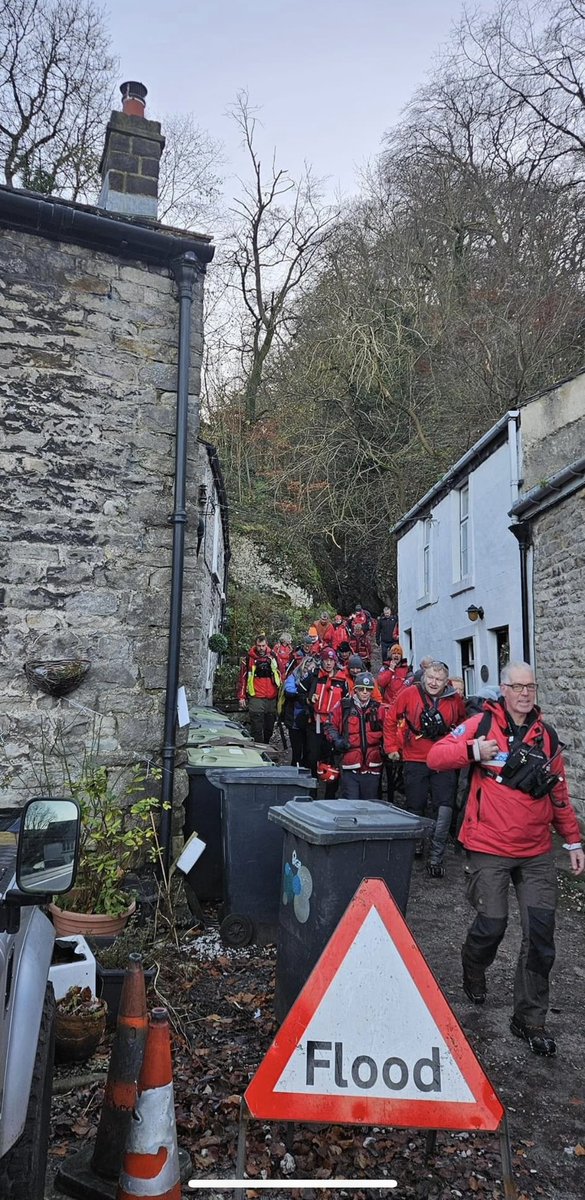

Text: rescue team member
xmin=428 ymin=661 xmax=584 ymax=1056
xmin=349 ymin=620 xmax=372 ymax=669
xmin=302 ymin=648 xmax=347 ymax=791
xmin=376 ymin=605 xmax=399 ymax=662
xmin=343 ymin=654 xmax=384 ymax=701
xmin=237 ymin=634 xmax=281 ymax=744
xmin=325 ymin=672 xmax=384 ymax=800
xmin=282 ymin=647 xmax=320 ymax=767
xmin=313 ymin=612 xmax=333 ymax=643
xmin=324 ymin=614 xmax=351 ymax=651
xmin=377 ymin=643 xmax=409 ymax=705
xmin=384 ymin=661 xmax=465 ymax=875
xmin=272 ymin=631 xmax=294 ymax=680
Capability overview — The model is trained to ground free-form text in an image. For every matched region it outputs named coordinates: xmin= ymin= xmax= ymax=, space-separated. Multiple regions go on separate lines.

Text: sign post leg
xmin=235 ymin=1098 xmax=250 ymax=1195
xmin=499 ymin=1112 xmax=518 ymax=1200
xmin=424 ymin=1129 xmax=437 ymax=1161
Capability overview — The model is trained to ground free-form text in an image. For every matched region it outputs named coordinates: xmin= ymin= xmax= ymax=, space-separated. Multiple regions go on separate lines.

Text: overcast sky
xmin=106 ymin=0 xmax=477 ymax=202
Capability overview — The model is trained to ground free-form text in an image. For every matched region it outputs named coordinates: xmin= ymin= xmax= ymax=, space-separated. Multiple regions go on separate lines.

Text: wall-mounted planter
xmin=24 ymin=657 xmax=91 ymax=696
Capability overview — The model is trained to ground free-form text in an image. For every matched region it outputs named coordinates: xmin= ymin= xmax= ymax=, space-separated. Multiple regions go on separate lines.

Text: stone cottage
xmin=0 ymin=83 xmax=229 ymax=830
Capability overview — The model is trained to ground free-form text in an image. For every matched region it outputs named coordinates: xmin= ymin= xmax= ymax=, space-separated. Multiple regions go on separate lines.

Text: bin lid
xmin=205 ymin=766 xmax=317 ymax=790
xmin=186 ymin=746 xmax=270 ymax=769
xmin=187 ymin=724 xmax=251 ymax=747
xmin=268 ymin=798 xmax=424 ymax=843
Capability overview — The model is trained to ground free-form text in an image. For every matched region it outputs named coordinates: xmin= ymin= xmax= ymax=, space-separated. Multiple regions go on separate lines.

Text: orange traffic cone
xmin=117 ymin=1007 xmax=181 ymax=1200
xmin=92 ymin=953 xmax=149 ymax=1180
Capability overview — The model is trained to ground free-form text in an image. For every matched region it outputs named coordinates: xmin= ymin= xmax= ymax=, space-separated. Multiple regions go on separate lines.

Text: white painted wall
xmin=396 ymin=431 xmax=523 ymax=693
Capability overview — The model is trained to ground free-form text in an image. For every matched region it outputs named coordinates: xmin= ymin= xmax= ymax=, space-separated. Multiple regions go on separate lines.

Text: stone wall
xmin=520 ymin=370 xmax=585 ymax=489
xmin=0 ymin=226 xmax=223 ymax=807
xmin=531 ymin=490 xmax=585 ymax=817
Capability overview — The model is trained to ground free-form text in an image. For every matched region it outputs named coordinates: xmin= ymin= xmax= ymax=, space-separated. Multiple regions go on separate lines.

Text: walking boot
xmin=461 ymin=951 xmax=487 ymax=1004
xmin=510 ymin=1017 xmax=556 ymax=1056
xmin=426 ymin=860 xmax=445 ymax=879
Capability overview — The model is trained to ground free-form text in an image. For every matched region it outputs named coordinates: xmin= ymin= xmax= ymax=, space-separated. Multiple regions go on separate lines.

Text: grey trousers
xmin=462 ymin=850 xmax=557 ymax=1027
xmin=247 ymin=697 xmax=277 ymax=744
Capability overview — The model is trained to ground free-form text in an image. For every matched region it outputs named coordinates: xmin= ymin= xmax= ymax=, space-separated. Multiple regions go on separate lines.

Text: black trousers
xmin=402 ymin=760 xmax=457 ymax=815
xmin=339 ymin=770 xmax=381 ymax=800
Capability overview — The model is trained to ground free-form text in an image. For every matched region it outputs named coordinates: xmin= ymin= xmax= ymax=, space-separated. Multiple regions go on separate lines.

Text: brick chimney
xmin=98 ymin=82 xmax=165 ymax=219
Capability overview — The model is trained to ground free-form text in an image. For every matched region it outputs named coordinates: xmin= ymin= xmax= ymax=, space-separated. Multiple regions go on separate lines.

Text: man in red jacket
xmin=237 ymin=634 xmax=281 ymax=744
xmin=377 ymin=643 xmax=409 ymax=705
xmin=384 ymin=661 xmax=465 ymax=875
xmin=325 ymin=672 xmax=384 ymax=800
xmin=301 ymin=648 xmax=348 ymax=783
xmin=427 ymin=661 xmax=584 ymax=1056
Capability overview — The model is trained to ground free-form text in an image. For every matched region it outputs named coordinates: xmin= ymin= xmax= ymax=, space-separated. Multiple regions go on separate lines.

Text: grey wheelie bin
xmin=205 ymin=767 xmax=318 ymax=949
xmin=184 ymin=744 xmax=270 ymax=901
xmin=268 ymin=798 xmax=426 ymax=1020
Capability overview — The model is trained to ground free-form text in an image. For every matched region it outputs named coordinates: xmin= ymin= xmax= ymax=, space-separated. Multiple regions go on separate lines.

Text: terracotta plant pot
xmin=49 ymin=900 xmax=136 ymax=938
xmin=55 ymin=999 xmax=107 ymax=1063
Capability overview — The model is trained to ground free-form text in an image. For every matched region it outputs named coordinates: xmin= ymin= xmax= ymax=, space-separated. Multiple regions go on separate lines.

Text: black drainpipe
xmin=159 ymin=252 xmax=200 ymax=874
xmin=509 ymin=521 xmax=532 ymax=664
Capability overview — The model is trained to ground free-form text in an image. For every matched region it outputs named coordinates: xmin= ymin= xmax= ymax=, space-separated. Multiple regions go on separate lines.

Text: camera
xmin=419 ymin=709 xmax=448 ymax=741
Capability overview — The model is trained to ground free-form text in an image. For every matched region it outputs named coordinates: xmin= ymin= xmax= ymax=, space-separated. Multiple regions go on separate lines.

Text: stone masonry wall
xmin=0 ymin=226 xmax=221 ymax=807
xmin=531 ymin=490 xmax=585 ymax=819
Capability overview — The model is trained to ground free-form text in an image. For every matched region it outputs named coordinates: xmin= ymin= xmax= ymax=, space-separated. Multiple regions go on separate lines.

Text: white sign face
xmin=177 ymin=686 xmax=190 ymax=728
xmin=274 ymin=908 xmax=474 ymax=1104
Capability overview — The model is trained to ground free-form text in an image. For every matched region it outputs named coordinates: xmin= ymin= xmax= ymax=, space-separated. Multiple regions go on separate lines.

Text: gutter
xmin=0 ymin=184 xmax=214 ymax=268
xmin=393 ymin=410 xmax=519 ymax=537
xmin=509 ymin=456 xmax=585 ymax=521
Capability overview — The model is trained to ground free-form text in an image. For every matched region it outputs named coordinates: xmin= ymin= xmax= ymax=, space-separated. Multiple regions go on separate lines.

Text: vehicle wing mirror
xmin=16 ymin=797 xmax=81 ymax=895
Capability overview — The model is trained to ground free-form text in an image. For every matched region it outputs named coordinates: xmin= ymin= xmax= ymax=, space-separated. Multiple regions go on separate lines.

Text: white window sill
xmin=450 ymin=578 xmax=475 ymax=597
xmin=416 ymin=595 xmax=434 ymax=610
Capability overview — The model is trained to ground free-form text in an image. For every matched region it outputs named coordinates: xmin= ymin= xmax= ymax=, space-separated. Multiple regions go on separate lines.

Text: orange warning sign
xmin=246 ymin=878 xmax=503 ymax=1131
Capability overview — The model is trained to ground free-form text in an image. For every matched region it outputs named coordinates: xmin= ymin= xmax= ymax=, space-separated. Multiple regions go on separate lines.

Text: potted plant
xmin=90 ymin=925 xmax=159 ymax=1028
xmin=54 ymin=985 xmax=107 ymax=1063
xmin=48 ymin=760 xmax=164 ymax=936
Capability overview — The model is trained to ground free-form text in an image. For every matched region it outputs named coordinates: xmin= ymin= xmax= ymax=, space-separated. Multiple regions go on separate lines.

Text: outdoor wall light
xmin=466 ymin=604 xmax=485 ymax=622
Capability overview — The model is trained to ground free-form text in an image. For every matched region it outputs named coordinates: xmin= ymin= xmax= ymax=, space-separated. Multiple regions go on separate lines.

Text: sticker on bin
xmin=245 ymin=878 xmax=503 ymax=1131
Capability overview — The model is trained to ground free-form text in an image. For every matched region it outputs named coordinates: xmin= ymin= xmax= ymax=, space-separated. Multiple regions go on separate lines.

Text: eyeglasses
xmin=502 ymin=682 xmax=537 ymax=694
xmin=355 ymin=686 xmax=374 ymax=693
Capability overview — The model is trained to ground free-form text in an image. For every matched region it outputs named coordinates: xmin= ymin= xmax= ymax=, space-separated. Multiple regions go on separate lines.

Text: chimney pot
xmin=120 ymin=80 xmax=148 ymax=117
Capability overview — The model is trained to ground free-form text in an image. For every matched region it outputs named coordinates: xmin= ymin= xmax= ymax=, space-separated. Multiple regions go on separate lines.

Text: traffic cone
xmin=117 ymin=1007 xmax=181 ymax=1200
xmin=91 ymin=953 xmax=149 ymax=1180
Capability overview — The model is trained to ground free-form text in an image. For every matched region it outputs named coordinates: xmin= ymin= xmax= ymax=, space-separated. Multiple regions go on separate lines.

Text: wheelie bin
xmin=204 ymin=768 xmax=318 ymax=948
xmin=268 ymin=798 xmax=427 ymax=1019
xmin=184 ymin=744 xmax=271 ymax=901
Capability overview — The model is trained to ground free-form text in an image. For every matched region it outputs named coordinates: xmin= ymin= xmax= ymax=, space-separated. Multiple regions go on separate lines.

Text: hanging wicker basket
xmin=24 ymin=657 xmax=91 ymax=697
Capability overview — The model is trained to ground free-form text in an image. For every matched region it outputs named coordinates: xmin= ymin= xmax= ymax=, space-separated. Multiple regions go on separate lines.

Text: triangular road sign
xmin=246 ymin=878 xmax=504 ymax=1131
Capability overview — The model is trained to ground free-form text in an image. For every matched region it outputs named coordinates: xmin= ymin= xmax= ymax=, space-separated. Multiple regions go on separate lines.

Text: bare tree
xmin=227 ymin=92 xmax=338 ymax=423
xmin=459 ymin=0 xmax=585 ymax=182
xmin=0 ymin=0 xmax=116 ymax=196
xmin=156 ymin=110 xmax=223 ymax=230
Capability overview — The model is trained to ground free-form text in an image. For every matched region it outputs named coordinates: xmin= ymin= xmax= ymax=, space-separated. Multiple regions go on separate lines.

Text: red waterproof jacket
xmin=324 ymin=621 xmax=351 ymax=651
xmin=378 ymin=662 xmax=409 ymax=705
xmin=236 ymin=646 xmax=280 ymax=701
xmin=427 ymin=701 xmax=581 ymax=858
xmin=383 ymin=683 xmax=466 ymax=763
xmin=304 ymin=669 xmax=348 ymax=727
xmin=349 ymin=629 xmax=372 ymax=662
xmin=325 ymin=696 xmax=384 ymax=774
xmin=272 ymin=642 xmax=294 ymax=680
